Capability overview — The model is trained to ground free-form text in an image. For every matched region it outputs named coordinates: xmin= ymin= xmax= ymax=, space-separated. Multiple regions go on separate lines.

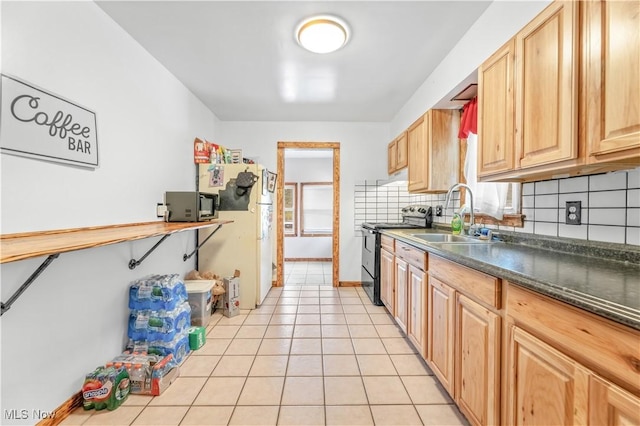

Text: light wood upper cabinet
xmin=507 ymin=326 xmax=589 ymax=426
xmin=388 ymin=140 xmax=397 ymax=174
xmin=455 ymin=294 xmax=501 ymax=426
xmin=388 ymin=131 xmax=408 ymax=175
xmin=584 ymin=0 xmax=640 ymax=164
xmin=515 ymin=0 xmax=579 ymax=170
xmin=478 ymin=39 xmax=516 ymax=177
xmin=408 ymin=110 xmax=460 ymax=193
xmin=408 ymin=115 xmax=427 ymax=191
xmin=396 ymin=132 xmax=408 ymax=170
xmin=478 ymin=0 xmax=639 ymax=182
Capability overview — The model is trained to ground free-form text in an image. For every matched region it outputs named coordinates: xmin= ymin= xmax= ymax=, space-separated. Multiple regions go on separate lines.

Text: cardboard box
xmin=109 ymin=352 xmax=179 ymax=396
xmin=223 ymin=275 xmax=240 ymax=318
xmin=193 ymin=137 xmax=210 ymax=164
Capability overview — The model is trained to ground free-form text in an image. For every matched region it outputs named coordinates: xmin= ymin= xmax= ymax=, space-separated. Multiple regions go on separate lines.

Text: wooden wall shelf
xmin=0 ymin=220 xmax=233 ymax=316
xmin=0 ymin=220 xmax=232 ymax=264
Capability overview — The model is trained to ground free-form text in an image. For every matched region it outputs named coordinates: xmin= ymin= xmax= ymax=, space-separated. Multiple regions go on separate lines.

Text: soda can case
xmin=223 ymin=277 xmax=240 ymax=318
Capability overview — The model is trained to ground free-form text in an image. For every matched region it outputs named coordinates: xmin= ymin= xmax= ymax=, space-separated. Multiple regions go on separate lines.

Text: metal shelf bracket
xmin=129 ymin=234 xmax=172 ymax=270
xmin=183 ymin=225 xmax=222 ymax=262
xmin=1 ymin=253 xmax=60 ymax=316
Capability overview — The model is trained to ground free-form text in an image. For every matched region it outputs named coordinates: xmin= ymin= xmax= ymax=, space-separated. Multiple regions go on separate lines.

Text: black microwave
xmin=165 ymin=191 xmax=219 ymax=222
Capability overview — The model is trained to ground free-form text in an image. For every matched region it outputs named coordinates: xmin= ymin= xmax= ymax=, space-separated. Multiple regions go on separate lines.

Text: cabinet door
xmin=429 ymin=109 xmax=460 ymax=192
xmin=408 ymin=114 xmax=427 ymax=192
xmin=396 ymin=131 xmax=408 ymax=170
xmin=507 ymin=326 xmax=588 ymax=426
xmin=478 ymin=39 xmax=515 ymax=177
xmin=589 ymin=375 xmax=640 ymax=426
xmin=388 ymin=140 xmax=398 ymax=174
xmin=515 ymin=1 xmax=579 ymax=169
xmin=407 ymin=264 xmax=426 ymax=358
xmin=380 ymin=248 xmax=395 ymax=315
xmin=428 ymin=276 xmax=455 ymax=396
xmin=584 ymin=0 xmax=640 ymax=163
xmin=455 ymin=294 xmax=501 ymax=426
xmin=394 ymin=257 xmax=408 ymax=333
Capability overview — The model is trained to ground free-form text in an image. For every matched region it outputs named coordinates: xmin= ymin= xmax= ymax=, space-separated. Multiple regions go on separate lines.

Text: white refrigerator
xmin=197 ymin=163 xmax=273 ymax=309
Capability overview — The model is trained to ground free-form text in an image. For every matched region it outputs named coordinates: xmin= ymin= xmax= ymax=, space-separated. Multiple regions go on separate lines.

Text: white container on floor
xmin=184 ymin=280 xmax=213 ymax=327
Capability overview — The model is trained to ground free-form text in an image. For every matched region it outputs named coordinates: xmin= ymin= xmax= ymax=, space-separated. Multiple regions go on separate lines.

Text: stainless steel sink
xmin=410 ymin=233 xmax=491 ymax=244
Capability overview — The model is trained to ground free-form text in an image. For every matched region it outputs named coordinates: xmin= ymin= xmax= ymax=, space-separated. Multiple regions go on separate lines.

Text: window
xmin=464 ymin=132 xmax=521 ymax=221
xmin=458 ymin=98 xmax=522 ymax=225
xmin=300 ymin=182 xmax=333 ymax=236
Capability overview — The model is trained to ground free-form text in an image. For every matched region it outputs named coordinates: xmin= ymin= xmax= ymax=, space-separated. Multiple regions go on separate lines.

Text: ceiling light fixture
xmin=296 ymin=15 xmax=350 ymax=54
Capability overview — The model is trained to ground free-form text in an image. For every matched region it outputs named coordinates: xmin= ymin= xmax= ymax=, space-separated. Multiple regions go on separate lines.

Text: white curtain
xmin=464 ymin=133 xmax=509 ymax=220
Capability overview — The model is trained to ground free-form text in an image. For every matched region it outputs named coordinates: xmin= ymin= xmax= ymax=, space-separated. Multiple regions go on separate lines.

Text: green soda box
xmin=188 ymin=326 xmax=206 ymax=350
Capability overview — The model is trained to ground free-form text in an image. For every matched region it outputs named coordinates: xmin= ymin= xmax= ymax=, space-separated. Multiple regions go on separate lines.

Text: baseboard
xmin=36 ymin=391 xmax=82 ymax=426
xmin=339 ymin=281 xmax=362 ymax=287
xmin=284 ymin=258 xmax=332 ymax=262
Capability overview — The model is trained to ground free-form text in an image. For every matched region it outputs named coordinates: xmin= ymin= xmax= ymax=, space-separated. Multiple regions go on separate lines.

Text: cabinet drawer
xmin=381 ymin=235 xmax=395 ymax=252
xmin=429 ymin=255 xmax=501 ymax=309
xmin=507 ymin=283 xmax=640 ymax=395
xmin=395 ymin=240 xmax=426 ymax=270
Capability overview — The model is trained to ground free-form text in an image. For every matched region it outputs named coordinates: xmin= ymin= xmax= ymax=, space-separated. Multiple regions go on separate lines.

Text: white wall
xmin=284 ymin=157 xmax=333 ymax=259
xmin=217 ymin=121 xmax=389 ymax=281
xmin=0 ymin=2 xmax=217 ymax=423
xmin=391 ymin=0 xmax=552 ymax=135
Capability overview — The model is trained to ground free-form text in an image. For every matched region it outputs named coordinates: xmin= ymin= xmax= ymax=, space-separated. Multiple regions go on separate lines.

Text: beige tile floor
xmin=61 ymin=263 xmax=468 ymax=425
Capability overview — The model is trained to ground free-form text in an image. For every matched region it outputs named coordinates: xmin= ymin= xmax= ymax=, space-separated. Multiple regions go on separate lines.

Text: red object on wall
xmin=458 ymin=97 xmax=477 ymax=139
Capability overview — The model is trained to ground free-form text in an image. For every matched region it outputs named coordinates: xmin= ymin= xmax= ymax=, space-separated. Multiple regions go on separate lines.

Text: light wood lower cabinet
xmin=394 ymin=256 xmax=409 ymax=334
xmin=455 ymin=294 xmax=501 ymax=426
xmin=589 ymin=375 xmax=640 ymax=426
xmin=427 ymin=276 xmax=456 ymax=396
xmin=508 ymin=324 xmax=640 ymax=426
xmin=394 ymin=240 xmax=427 ymax=353
xmin=506 ymin=283 xmax=640 ymax=426
xmin=407 ymin=264 xmax=426 ymax=357
xmin=383 ymin=244 xmax=640 ymax=426
xmin=507 ymin=326 xmax=589 ymax=426
xmin=380 ymin=247 xmax=395 ymax=315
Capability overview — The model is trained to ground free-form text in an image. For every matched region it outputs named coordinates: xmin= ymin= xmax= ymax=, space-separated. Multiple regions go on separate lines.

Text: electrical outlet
xmin=157 ymin=203 xmax=167 ymax=218
xmin=565 ymin=201 xmax=581 ymax=225
xmin=435 ymin=205 xmax=443 ymax=217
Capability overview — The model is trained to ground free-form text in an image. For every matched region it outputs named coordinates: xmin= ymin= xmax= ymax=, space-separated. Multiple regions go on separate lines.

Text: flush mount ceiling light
xmin=296 ymin=15 xmax=350 ymax=54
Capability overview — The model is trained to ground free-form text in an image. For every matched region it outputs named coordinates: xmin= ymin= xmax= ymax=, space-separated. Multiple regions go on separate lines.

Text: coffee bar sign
xmin=1 ymin=75 xmax=98 ymax=168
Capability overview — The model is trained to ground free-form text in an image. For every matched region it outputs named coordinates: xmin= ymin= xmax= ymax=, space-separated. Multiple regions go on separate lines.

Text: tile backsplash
xmin=520 ymin=168 xmax=639 ymax=246
xmin=353 ymin=181 xmax=460 ymax=231
xmin=354 ymin=168 xmax=639 ymax=246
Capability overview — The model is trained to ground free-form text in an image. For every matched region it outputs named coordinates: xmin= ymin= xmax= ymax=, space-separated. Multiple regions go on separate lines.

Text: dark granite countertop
xmin=384 ymin=229 xmax=640 ymax=331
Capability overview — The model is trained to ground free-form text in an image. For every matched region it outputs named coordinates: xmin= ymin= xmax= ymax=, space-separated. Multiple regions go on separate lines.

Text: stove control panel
xmin=401 ymin=205 xmax=432 ymax=219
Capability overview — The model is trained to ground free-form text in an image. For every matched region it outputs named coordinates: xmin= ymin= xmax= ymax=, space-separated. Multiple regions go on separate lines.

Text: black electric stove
xmin=361 ymin=205 xmax=433 ymax=305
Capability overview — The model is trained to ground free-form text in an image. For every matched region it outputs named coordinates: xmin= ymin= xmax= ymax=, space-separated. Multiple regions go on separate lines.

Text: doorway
xmin=276 ymin=142 xmax=340 ymax=287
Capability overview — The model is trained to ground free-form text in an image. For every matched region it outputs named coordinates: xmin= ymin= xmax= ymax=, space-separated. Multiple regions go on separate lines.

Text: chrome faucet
xmin=444 ymin=183 xmax=475 ymax=235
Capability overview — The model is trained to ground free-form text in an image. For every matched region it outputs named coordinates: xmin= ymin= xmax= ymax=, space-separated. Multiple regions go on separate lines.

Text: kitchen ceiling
xmin=96 ymin=1 xmax=491 ymax=122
